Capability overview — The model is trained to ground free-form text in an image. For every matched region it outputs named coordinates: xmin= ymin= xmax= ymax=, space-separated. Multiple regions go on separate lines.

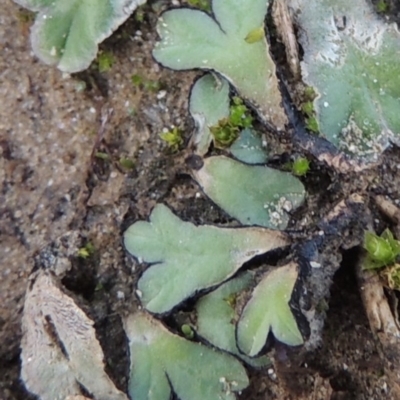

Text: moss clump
xmin=97 ymin=51 xmax=115 ymax=73
xmin=210 ymin=97 xmax=253 ymax=148
xmin=363 ymin=229 xmax=400 ymax=270
xmin=77 ymin=242 xmax=95 ymax=259
xmin=301 ymin=87 xmax=319 ymax=134
xmin=376 ymin=0 xmax=389 ymax=13
xmin=292 ymin=157 xmax=310 ymax=176
xmin=187 ymin=0 xmax=211 ymax=12
xmin=131 ymin=74 xmax=162 ymax=92
xmin=160 ymin=127 xmax=184 ymax=151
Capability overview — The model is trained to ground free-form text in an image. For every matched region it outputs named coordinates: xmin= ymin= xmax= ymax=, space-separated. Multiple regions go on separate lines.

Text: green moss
xmin=301 ymin=101 xmax=315 ymax=116
xmin=135 ymin=6 xmax=146 ymax=22
xmin=230 ymin=97 xmax=253 ymax=128
xmin=187 ymin=0 xmax=211 ymax=12
xmin=181 ymin=324 xmax=195 ymax=339
xmin=210 ymin=119 xmax=240 ymax=147
xmin=97 ymin=51 xmax=115 ymax=73
xmin=376 ymin=0 xmax=389 ymax=13
xmin=306 ymin=116 xmax=319 ymax=133
xmin=363 ymin=229 xmax=400 ymax=270
xmin=160 ymin=127 xmax=184 ymax=151
xmin=245 ymin=27 xmax=264 ymax=44
xmin=292 ymin=157 xmax=310 ymax=176
xmin=301 ymin=87 xmax=319 ymax=133
xmin=94 ymin=152 xmax=110 ymax=161
xmin=77 ymin=242 xmax=95 ymax=259
xmin=119 ymin=157 xmax=135 ymax=170
xmin=131 ymin=74 xmax=161 ymax=93
xmin=303 ymin=86 xmax=317 ymax=101
xmin=210 ymin=97 xmax=253 ymax=147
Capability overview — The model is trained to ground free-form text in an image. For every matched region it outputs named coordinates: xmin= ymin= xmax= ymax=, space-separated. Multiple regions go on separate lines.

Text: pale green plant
xmin=123 ymin=204 xmax=289 ymax=313
xmin=189 ymin=74 xmax=230 ymax=155
xmin=290 ymin=0 xmax=400 ymax=159
xmin=192 ymin=156 xmax=305 ymax=229
xmin=237 ymin=262 xmax=304 ymax=356
xmin=229 ymin=128 xmax=268 ymax=164
xmin=124 ymin=312 xmax=249 ymax=400
xmin=153 ymin=0 xmax=287 ymax=129
xmin=13 ymin=0 xmax=146 ymax=72
xmin=195 ymin=271 xmax=270 ymax=367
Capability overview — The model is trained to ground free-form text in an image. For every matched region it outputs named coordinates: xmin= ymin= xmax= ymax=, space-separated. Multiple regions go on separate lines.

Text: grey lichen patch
xmin=339 ymin=116 xmax=387 ymax=159
xmin=263 ymin=194 xmax=303 ymax=228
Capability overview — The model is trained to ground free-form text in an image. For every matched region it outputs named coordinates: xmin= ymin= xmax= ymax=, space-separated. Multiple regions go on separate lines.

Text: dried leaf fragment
xmin=21 ymin=270 xmax=128 ymax=400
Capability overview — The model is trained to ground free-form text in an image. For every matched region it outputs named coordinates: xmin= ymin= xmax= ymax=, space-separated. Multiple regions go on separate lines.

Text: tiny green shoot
xmin=245 ymin=27 xmax=264 ymax=44
xmin=230 ymin=97 xmax=253 ymax=128
xmin=181 ymin=324 xmax=195 ymax=339
xmin=135 ymin=6 xmax=146 ymax=22
xmin=160 ymin=127 xmax=184 ymax=151
xmin=303 ymin=86 xmax=317 ymax=101
xmin=131 ymin=74 xmax=161 ymax=92
xmin=119 ymin=157 xmax=135 ymax=170
xmin=305 ymin=116 xmax=319 ymax=133
xmin=17 ymin=9 xmax=35 ymax=24
xmin=75 ymin=81 xmax=87 ymax=93
xmin=376 ymin=0 xmax=389 ymax=13
xmin=97 ymin=51 xmax=115 ymax=73
xmin=363 ymin=229 xmax=400 ymax=270
xmin=301 ymin=88 xmax=319 ymax=133
xmin=301 ymin=101 xmax=314 ymax=116
xmin=95 ymin=152 xmax=110 ymax=161
xmin=187 ymin=0 xmax=211 ymax=12
xmin=210 ymin=119 xmax=240 ymax=147
xmin=77 ymin=242 xmax=95 ymax=259
xmin=210 ymin=97 xmax=253 ymax=148
xmin=292 ymin=157 xmax=310 ymax=176
xmin=223 ymin=293 xmax=238 ymax=308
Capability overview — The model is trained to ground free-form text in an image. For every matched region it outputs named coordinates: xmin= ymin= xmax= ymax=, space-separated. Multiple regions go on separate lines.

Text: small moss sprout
xmin=376 ymin=0 xmax=389 ymax=13
xmin=160 ymin=127 xmax=184 ymax=151
xmin=181 ymin=324 xmax=195 ymax=339
xmin=292 ymin=157 xmax=310 ymax=176
xmin=245 ymin=27 xmax=264 ymax=44
xmin=77 ymin=242 xmax=95 ymax=259
xmin=210 ymin=97 xmax=253 ymax=147
xmin=131 ymin=74 xmax=162 ymax=92
xmin=187 ymin=0 xmax=211 ymax=12
xmin=97 ymin=51 xmax=115 ymax=73
xmin=119 ymin=157 xmax=135 ymax=170
xmin=301 ymin=86 xmax=319 ymax=133
xmin=363 ymin=229 xmax=400 ymax=270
